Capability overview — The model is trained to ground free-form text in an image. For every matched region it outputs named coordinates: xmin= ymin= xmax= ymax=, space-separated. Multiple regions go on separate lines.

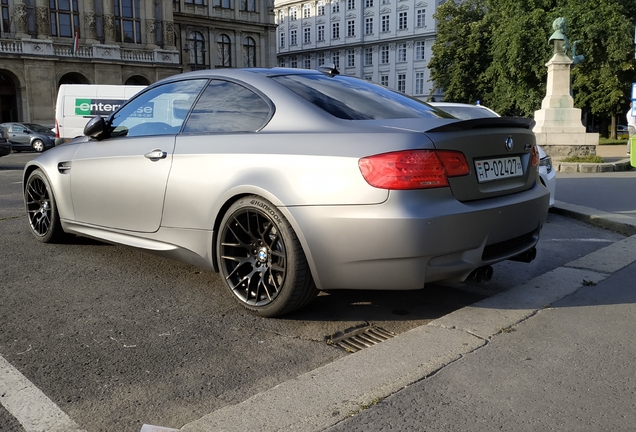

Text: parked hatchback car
xmin=0 ymin=122 xmax=56 ymax=152
xmin=430 ymin=102 xmax=556 ymax=207
xmin=0 ymin=125 xmax=11 ymax=157
xmin=24 ymin=68 xmax=550 ymax=317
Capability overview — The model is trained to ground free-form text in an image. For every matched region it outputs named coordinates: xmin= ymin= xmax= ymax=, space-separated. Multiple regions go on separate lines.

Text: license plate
xmin=475 ymin=156 xmax=523 ymax=183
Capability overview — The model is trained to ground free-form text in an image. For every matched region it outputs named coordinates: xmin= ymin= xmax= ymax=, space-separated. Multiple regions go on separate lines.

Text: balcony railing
xmin=1 ymin=38 xmax=180 ymax=64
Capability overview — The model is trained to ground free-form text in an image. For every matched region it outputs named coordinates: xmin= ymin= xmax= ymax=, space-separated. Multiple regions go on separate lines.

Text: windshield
xmin=271 ymin=74 xmax=453 ymax=121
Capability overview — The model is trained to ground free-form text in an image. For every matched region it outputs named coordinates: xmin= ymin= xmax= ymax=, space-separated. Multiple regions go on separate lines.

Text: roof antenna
xmin=317 ymin=63 xmax=340 ymax=77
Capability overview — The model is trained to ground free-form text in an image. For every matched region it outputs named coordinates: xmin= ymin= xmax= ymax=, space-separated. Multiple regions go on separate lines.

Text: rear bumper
xmin=286 ymin=183 xmax=550 ymax=291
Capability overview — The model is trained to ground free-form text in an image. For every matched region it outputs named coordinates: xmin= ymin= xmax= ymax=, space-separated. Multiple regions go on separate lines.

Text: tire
xmin=25 ymin=169 xmax=66 ymax=243
xmin=217 ymin=196 xmax=318 ymax=317
xmin=32 ymin=139 xmax=44 ymax=152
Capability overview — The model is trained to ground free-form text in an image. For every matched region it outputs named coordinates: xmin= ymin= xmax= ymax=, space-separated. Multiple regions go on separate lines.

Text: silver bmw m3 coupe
xmin=24 ymin=67 xmax=550 ymax=317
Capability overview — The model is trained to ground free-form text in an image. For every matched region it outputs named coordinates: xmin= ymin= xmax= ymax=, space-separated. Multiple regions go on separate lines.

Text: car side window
xmin=108 ymin=79 xmax=207 ymax=138
xmin=13 ymin=125 xmax=25 ymax=133
xmin=182 ymin=80 xmax=271 ymax=133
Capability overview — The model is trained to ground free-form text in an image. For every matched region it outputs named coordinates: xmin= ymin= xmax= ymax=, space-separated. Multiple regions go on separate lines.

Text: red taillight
xmin=54 ymin=119 xmax=59 ymax=138
xmin=358 ymin=150 xmax=469 ymax=190
xmin=531 ymin=145 xmax=540 ymax=171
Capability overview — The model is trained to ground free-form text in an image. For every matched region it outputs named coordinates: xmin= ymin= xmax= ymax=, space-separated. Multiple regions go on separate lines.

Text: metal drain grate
xmin=327 ymin=325 xmax=396 ymax=353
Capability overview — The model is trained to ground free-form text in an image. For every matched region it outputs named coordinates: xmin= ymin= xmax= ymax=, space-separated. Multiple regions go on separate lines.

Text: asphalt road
xmin=0 ymin=152 xmax=626 ymax=431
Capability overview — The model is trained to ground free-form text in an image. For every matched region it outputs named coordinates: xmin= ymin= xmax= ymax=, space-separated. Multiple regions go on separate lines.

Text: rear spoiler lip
xmin=425 ymin=117 xmax=535 ymax=133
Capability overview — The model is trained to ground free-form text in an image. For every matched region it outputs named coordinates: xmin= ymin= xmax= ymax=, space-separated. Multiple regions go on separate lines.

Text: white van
xmin=54 ymin=84 xmax=146 ymax=145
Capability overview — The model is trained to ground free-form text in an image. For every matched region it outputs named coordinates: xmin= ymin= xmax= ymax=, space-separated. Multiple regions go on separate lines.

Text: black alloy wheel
xmin=25 ymin=169 xmax=65 ymax=243
xmin=217 ymin=196 xmax=317 ymax=317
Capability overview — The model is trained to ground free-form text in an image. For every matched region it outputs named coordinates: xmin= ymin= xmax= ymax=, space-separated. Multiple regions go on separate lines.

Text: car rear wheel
xmin=32 ymin=139 xmax=45 ymax=152
xmin=25 ymin=169 xmax=66 ymax=243
xmin=217 ymin=196 xmax=318 ymax=317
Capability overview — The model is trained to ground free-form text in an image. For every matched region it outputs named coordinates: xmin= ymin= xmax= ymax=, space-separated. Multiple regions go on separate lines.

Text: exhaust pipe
xmin=469 ymin=265 xmax=494 ymax=283
xmin=508 ymin=247 xmax=537 ymax=263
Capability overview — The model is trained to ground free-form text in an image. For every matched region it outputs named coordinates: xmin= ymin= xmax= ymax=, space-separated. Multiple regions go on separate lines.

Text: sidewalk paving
xmin=173 ymin=173 xmax=636 ymax=431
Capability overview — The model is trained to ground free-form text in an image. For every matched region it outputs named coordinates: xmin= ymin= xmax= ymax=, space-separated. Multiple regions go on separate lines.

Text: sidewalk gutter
xmin=179 ymin=234 xmax=636 ymax=431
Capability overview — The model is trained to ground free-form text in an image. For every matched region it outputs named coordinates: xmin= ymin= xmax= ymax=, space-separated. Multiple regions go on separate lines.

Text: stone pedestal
xmin=532 ymin=40 xmax=598 ymax=158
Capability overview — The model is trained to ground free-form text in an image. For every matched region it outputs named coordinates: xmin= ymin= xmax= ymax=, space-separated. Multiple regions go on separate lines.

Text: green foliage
xmin=560 ymin=155 xmax=605 ymax=163
xmin=429 ymin=0 xmax=636 ymax=118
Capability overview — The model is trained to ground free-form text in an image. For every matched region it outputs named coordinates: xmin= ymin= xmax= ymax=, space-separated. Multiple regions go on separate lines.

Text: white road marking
xmin=0 ymin=355 xmax=86 ymax=432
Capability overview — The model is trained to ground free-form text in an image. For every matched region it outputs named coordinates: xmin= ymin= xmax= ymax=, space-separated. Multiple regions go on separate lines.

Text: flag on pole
xmin=71 ymin=28 xmax=80 ymax=55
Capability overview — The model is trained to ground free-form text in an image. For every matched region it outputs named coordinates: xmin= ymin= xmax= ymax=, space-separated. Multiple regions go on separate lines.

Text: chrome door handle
xmin=144 ymin=149 xmax=167 ymax=161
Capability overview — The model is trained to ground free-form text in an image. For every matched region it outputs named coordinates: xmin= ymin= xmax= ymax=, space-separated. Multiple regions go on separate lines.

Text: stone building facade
xmin=274 ymin=0 xmax=442 ymax=100
xmin=0 ymin=0 xmax=277 ymax=124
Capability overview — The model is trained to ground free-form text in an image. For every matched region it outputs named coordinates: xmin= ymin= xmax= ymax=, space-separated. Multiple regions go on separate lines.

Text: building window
xmin=347 ymin=49 xmax=355 ymax=67
xmin=243 ymin=36 xmax=256 ymax=67
xmin=365 ymin=0 xmax=373 ymax=7
xmin=290 ymin=6 xmax=297 ymax=20
xmin=279 ymin=31 xmax=285 ymax=48
xmin=217 ymin=34 xmax=232 ymax=67
xmin=347 ymin=0 xmax=354 ymax=10
xmin=416 ymin=9 xmax=425 ymax=27
xmin=380 ymin=45 xmax=389 ymax=64
xmin=415 ymin=41 xmax=425 ymax=60
xmin=278 ymin=58 xmax=286 ymax=67
xmin=364 ymin=75 xmax=372 ymax=81
xmin=317 ymin=25 xmax=325 ymax=41
xmin=347 ymin=20 xmax=355 ymax=37
xmin=397 ymin=43 xmax=406 ymax=62
xmin=0 ymin=0 xmax=8 ymax=34
xmin=380 ymin=75 xmax=388 ymax=87
xmin=332 ymin=22 xmax=340 ymax=39
xmin=291 ymin=56 xmax=298 ymax=68
xmin=214 ymin=0 xmax=232 ymax=8
xmin=49 ymin=0 xmax=80 ymax=38
xmin=397 ymin=73 xmax=405 ymax=93
xmin=303 ymin=3 xmax=311 ymax=18
xmin=415 ymin=72 xmax=425 ymax=95
xmin=303 ymin=27 xmax=311 ymax=44
xmin=381 ymin=14 xmax=389 ymax=32
xmin=317 ymin=52 xmax=325 ymax=65
xmin=365 ymin=17 xmax=373 ymax=35
xmin=381 ymin=0 xmax=389 ymax=4
xmin=364 ymin=47 xmax=372 ymax=66
xmin=290 ymin=29 xmax=297 ymax=45
xmin=114 ymin=0 xmax=142 ymax=43
xmin=304 ymin=56 xmax=311 ymax=69
xmin=278 ymin=10 xmax=284 ymax=23
xmin=317 ymin=1 xmax=325 ymax=15
xmin=398 ymin=12 xmax=407 ymax=30
xmin=186 ymin=31 xmax=206 ymax=67
xmin=333 ymin=50 xmax=340 ymax=69
xmin=332 ymin=0 xmax=339 ymax=13
xmin=241 ymin=0 xmax=256 ymax=11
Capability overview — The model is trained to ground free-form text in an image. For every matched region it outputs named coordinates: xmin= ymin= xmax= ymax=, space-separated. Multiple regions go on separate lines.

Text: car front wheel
xmin=32 ymin=139 xmax=45 ymax=152
xmin=25 ymin=169 xmax=66 ymax=243
xmin=217 ymin=196 xmax=318 ymax=317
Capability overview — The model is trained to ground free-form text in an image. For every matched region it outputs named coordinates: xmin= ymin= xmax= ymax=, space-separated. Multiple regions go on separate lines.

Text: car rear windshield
xmin=270 ymin=74 xmax=452 ymax=121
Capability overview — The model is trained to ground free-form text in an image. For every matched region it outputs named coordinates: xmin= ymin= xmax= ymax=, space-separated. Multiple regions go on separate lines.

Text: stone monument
xmin=532 ymin=18 xmax=598 ymax=158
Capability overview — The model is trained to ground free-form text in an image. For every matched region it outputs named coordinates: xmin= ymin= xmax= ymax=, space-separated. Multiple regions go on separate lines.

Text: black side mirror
xmin=84 ymin=116 xmax=106 ymax=140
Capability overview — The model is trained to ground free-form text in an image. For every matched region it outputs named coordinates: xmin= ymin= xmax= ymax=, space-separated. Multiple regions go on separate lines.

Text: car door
xmin=70 ymin=79 xmax=207 ymax=232
xmin=8 ymin=124 xmax=30 ymax=148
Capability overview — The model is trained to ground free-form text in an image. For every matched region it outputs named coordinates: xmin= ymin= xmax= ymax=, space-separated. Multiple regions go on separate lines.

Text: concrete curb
xmin=554 ymin=159 xmax=632 ymax=173
xmin=550 ymin=201 xmax=636 ymax=236
xmin=177 ymin=225 xmax=636 ymax=432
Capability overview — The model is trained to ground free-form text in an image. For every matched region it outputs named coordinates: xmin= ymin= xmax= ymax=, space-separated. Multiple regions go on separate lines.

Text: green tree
xmin=563 ymin=0 xmax=636 ymax=122
xmin=428 ymin=0 xmax=491 ymax=103
xmin=429 ymin=0 xmax=636 ymax=123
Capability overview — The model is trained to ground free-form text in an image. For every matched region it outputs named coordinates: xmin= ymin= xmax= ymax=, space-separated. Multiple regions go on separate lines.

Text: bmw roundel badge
xmin=505 ymin=135 xmax=514 ymax=151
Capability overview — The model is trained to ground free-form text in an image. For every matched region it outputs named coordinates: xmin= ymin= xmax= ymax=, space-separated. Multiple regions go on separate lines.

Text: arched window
xmin=243 ymin=37 xmax=256 ymax=68
xmin=217 ymin=34 xmax=231 ymax=68
xmin=187 ymin=31 xmax=206 ymax=69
